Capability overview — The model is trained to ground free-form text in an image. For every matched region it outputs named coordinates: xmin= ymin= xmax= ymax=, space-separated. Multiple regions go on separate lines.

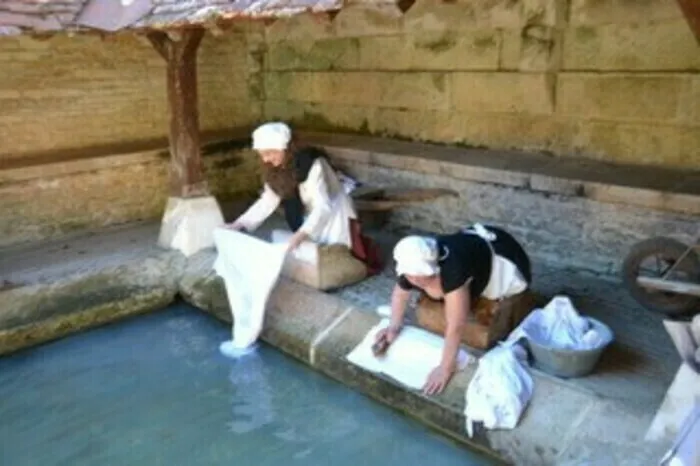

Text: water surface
xmin=0 ymin=304 xmax=495 ymax=465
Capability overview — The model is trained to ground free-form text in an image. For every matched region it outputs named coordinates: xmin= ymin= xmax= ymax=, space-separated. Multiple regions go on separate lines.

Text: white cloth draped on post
xmin=213 ymin=228 xmax=287 ymax=358
xmin=346 ymin=319 xmax=473 ymax=390
xmin=235 ymin=158 xmax=358 ymax=249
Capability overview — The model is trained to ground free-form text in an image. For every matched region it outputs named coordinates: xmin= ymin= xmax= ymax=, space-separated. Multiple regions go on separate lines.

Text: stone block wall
xmin=262 ymin=0 xmax=700 ymax=169
xmin=0 ymin=26 xmax=265 ymax=247
xmin=0 ymin=144 xmax=261 ymax=248
xmin=0 ymin=29 xmax=262 ymax=162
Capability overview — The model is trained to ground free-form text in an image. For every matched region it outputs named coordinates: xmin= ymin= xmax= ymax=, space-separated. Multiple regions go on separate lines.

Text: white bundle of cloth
xmin=464 ymin=343 xmax=533 ymax=437
xmin=505 ymin=295 xmax=607 ymax=350
xmin=213 ymin=228 xmax=288 ymax=358
xmin=464 ymin=295 xmax=608 ymax=436
xmin=346 ymin=318 xmax=473 ymax=390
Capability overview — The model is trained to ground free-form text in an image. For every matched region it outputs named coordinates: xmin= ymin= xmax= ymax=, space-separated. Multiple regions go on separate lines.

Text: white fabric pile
xmin=464 ymin=344 xmax=533 ymax=437
xmin=213 ymin=228 xmax=288 ymax=358
xmin=346 ymin=318 xmax=473 ymax=390
xmin=505 ymin=295 xmax=608 ymax=351
xmin=464 ymin=295 xmax=609 ymax=436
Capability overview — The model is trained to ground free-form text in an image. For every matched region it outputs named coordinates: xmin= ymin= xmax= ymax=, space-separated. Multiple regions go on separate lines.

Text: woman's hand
xmin=374 ymin=323 xmax=403 ymax=345
xmin=423 ymin=283 xmax=469 ymax=396
xmin=287 ymin=231 xmax=309 ymax=253
xmin=423 ymin=363 xmax=455 ymax=396
xmin=224 ymin=221 xmax=244 ymax=231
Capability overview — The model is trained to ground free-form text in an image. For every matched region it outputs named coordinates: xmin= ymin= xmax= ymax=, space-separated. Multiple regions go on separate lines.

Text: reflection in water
xmin=0 ymin=304 xmax=495 ymax=466
xmin=227 ymin=353 xmax=276 ymax=434
xmin=226 ymin=350 xmax=361 ymax=460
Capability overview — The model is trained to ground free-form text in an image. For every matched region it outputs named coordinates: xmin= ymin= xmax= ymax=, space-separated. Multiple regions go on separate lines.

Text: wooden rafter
xmin=676 ymin=0 xmax=700 ymax=45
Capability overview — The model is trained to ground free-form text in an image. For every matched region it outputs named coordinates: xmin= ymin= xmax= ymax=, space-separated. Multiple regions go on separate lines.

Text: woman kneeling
xmin=375 ymin=224 xmax=532 ymax=395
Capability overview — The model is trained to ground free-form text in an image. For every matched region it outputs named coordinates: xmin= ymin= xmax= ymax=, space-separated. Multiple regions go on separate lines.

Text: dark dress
xmin=397 ymin=225 xmax=531 ymax=303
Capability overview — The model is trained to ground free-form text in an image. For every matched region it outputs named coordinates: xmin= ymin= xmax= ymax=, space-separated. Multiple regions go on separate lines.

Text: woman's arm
xmin=423 ymin=281 xmax=471 ymax=395
xmin=233 ymin=184 xmax=281 ymax=231
xmin=374 ymin=284 xmax=411 ymax=346
xmin=440 ymin=283 xmax=470 ymax=371
xmin=390 ymin=283 xmax=411 ymax=330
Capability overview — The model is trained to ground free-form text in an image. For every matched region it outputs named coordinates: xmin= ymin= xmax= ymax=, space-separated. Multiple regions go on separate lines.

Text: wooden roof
xmin=0 ymin=0 xmax=343 ymax=36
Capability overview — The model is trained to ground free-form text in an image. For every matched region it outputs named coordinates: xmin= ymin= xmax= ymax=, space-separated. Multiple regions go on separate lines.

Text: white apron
xmin=462 ymin=223 xmax=528 ymax=301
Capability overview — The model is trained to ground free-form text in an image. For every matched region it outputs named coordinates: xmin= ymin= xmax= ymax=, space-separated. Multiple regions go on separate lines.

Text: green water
xmin=0 ymin=304 xmax=495 ymax=465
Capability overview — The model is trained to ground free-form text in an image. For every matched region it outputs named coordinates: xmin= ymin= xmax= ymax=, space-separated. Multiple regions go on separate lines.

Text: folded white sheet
xmin=346 ymin=318 xmax=473 ymax=390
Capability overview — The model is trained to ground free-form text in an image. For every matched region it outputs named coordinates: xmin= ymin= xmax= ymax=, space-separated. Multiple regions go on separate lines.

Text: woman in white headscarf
xmin=226 ymin=121 xmax=380 ymax=274
xmin=375 ymin=224 xmax=532 ymax=395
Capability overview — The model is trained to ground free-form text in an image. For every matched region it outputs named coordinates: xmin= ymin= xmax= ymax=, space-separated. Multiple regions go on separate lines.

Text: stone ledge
xmin=301 ymin=131 xmax=700 ymax=216
xmin=179 ymin=256 xmax=671 ymax=466
xmin=0 ymin=130 xmax=251 ymax=184
xmin=0 ymin=226 xmax=185 ymax=355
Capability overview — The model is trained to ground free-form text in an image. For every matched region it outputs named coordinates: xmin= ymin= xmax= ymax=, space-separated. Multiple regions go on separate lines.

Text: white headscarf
xmin=393 ymin=235 xmax=440 ymax=277
xmin=252 ymin=122 xmax=291 ymax=151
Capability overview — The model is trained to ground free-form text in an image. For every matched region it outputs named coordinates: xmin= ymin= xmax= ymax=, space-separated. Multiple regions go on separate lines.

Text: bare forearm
xmin=440 ymin=323 xmax=465 ymax=371
xmin=441 ymin=287 xmax=470 ymax=370
xmin=389 ymin=286 xmax=410 ymax=329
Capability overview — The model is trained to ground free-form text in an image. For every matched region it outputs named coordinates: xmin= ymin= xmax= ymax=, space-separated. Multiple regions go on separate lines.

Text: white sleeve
xmin=236 ymin=184 xmax=280 ymax=231
xmin=299 ymin=160 xmax=333 ymax=239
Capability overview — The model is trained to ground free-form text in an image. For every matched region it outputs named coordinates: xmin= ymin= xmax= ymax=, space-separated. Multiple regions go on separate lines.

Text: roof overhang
xmin=0 ymin=0 xmax=344 ymax=36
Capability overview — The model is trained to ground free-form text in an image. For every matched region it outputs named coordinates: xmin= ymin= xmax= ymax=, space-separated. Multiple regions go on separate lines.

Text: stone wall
xmin=0 ymin=29 xmax=261 ymax=162
xmin=0 ymin=143 xmax=261 ymax=248
xmin=0 ymin=26 xmax=265 ymax=247
xmin=263 ymin=0 xmax=700 ymax=170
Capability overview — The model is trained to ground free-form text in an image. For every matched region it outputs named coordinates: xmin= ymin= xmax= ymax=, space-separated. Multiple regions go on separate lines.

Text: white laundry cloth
xmin=345 ymin=318 xmax=473 ymax=390
xmin=659 ymin=404 xmax=700 ymax=466
xmin=213 ymin=228 xmax=287 ymax=358
xmin=505 ymin=295 xmax=608 ymax=351
xmin=464 ymin=343 xmax=533 ymax=437
xmin=375 ymin=305 xmax=392 ymax=318
xmin=271 ymin=229 xmax=319 ymax=265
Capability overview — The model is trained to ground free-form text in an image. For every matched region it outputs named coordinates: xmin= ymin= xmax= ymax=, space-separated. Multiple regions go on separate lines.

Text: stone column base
xmin=158 ymin=196 xmax=225 ymax=257
xmin=416 ymin=291 xmax=537 ymax=350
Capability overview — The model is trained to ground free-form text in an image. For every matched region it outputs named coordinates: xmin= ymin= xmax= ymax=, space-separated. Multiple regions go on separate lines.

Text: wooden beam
xmin=676 ymin=0 xmax=700 ymax=45
xmin=637 ymin=276 xmax=700 ymax=298
xmin=146 ymin=30 xmax=168 ymax=60
xmin=146 ymin=28 xmax=208 ymax=198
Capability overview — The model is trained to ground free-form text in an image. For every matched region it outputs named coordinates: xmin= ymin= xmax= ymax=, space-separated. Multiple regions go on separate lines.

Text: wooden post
xmin=676 ymin=0 xmax=700 ymax=45
xmin=147 ymin=28 xmax=208 ymax=198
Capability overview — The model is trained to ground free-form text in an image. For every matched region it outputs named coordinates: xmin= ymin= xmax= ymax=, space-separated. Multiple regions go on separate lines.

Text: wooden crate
xmin=415 ymin=291 xmax=538 ymax=350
